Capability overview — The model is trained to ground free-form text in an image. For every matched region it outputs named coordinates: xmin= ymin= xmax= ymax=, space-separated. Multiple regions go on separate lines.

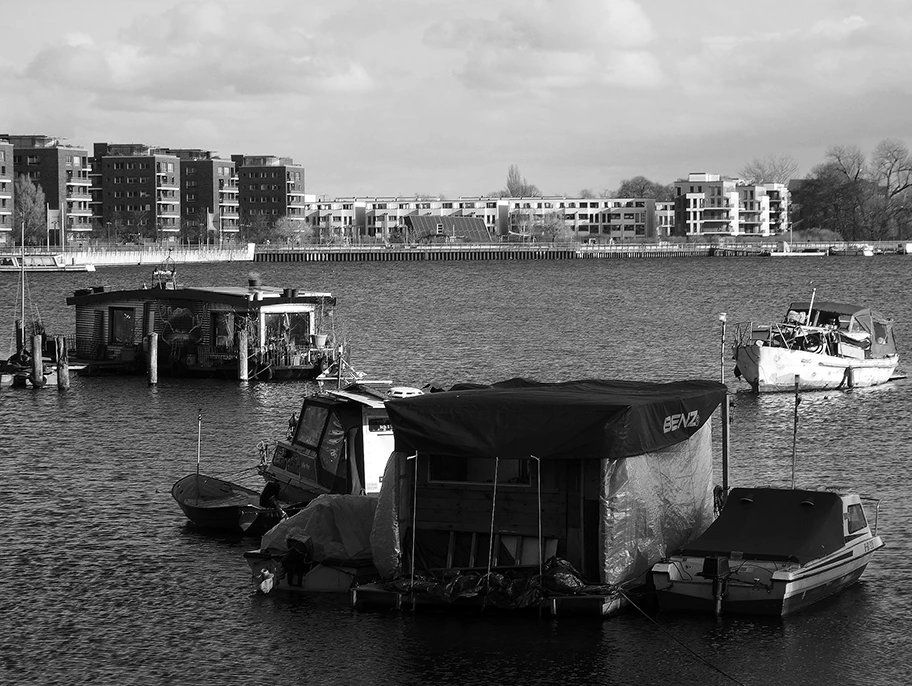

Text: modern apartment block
xmin=302 ymin=195 xmax=663 ymax=243
xmin=233 ymin=155 xmax=307 ymax=227
xmin=673 ymin=172 xmax=789 ymax=237
xmin=0 ymin=139 xmax=12 ymax=244
xmin=93 ymin=143 xmax=181 ymax=242
xmin=3 ymin=134 xmax=92 ymax=245
xmin=169 ymin=149 xmax=239 ymax=242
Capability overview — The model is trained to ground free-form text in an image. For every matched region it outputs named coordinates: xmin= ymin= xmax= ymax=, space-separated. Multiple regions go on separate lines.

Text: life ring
xmin=30 ymin=374 xmax=47 ymax=387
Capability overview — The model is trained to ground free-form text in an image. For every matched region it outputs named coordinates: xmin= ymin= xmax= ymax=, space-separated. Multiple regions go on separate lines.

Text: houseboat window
xmin=294 ymin=404 xmax=330 ymax=449
xmin=846 ymin=503 xmax=868 ymax=534
xmin=264 ymin=312 xmax=311 ymax=348
xmin=109 ymin=307 xmax=136 ymax=345
xmin=211 ymin=312 xmax=235 ymax=351
xmin=428 ymin=456 xmax=531 ymax=486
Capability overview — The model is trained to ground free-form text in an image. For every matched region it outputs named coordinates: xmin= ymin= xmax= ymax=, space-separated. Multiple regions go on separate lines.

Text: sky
xmin=3 ymin=0 xmax=912 ymax=198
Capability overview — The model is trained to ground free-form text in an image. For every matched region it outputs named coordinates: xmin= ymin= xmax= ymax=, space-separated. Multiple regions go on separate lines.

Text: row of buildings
xmin=0 ymin=134 xmax=790 ymax=247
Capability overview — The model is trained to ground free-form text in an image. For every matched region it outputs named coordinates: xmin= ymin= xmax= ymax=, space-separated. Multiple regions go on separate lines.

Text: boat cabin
xmin=66 ymin=265 xmax=339 ymax=380
xmin=261 ymin=385 xmax=401 ymax=504
xmin=362 ymin=379 xmax=728 ymax=611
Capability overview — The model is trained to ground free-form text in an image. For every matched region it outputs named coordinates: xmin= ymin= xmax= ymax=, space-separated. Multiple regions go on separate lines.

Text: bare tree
xmin=739 ymin=154 xmax=800 ymax=184
xmin=505 ymin=164 xmax=540 ymax=197
xmin=612 ymin=176 xmax=673 ymax=200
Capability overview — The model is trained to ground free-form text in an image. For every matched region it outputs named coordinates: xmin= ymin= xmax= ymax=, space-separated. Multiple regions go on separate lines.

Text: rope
xmin=484 ymin=456 xmax=500 ymax=608
xmin=617 ymin=588 xmax=746 ymax=686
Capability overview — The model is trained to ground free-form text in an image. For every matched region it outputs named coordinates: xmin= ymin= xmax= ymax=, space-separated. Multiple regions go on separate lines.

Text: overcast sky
xmin=3 ymin=0 xmax=910 ymax=198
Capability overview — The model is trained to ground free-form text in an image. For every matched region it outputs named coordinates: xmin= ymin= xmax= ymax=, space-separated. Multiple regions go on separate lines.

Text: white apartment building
xmin=673 ymin=172 xmax=789 ymax=238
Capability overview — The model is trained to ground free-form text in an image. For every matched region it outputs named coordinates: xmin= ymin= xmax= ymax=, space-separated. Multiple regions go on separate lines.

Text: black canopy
xmin=385 ymin=378 xmax=727 ymax=460
xmin=678 ymin=487 xmax=846 ymax=564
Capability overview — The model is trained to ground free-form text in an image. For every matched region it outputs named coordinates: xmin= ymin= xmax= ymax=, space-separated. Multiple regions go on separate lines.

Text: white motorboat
xmin=650 ymin=487 xmax=884 ymax=616
xmin=732 ymin=295 xmax=899 ymax=392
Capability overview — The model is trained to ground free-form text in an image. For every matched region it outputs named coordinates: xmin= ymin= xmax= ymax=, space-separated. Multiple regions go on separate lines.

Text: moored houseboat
xmin=66 ymin=262 xmax=342 ymax=380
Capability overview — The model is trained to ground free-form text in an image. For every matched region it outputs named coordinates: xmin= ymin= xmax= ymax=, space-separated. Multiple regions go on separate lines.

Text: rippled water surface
xmin=1 ymin=256 xmax=911 ymax=685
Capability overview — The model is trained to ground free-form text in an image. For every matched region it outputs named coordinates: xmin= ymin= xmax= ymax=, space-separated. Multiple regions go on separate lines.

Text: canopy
xmin=787 ymin=300 xmax=897 ymax=357
xmin=678 ymin=487 xmax=846 ymax=564
xmin=385 ymin=378 xmax=727 ymax=460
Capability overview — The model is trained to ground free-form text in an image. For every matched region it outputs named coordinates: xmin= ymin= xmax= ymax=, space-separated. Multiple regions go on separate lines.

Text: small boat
xmin=0 ymin=252 xmax=95 ymax=272
xmin=171 ymin=473 xmax=287 ymax=536
xmin=650 ymin=486 xmax=884 ymax=616
xmin=766 ymin=241 xmax=826 ymax=257
xmin=67 ymin=258 xmax=343 ymax=381
xmin=732 ymin=292 xmax=899 ymax=392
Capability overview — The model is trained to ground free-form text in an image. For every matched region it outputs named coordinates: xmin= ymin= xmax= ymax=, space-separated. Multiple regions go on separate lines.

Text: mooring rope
xmin=616 ymin=587 xmax=746 ymax=686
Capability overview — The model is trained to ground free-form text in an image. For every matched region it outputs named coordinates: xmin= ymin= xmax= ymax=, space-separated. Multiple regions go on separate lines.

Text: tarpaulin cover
xmin=261 ymin=494 xmax=377 ymax=562
xmin=599 ymin=420 xmax=715 ymax=584
xmin=385 ymin=378 xmax=727 ymax=460
xmin=677 ymin=487 xmax=846 ymax=564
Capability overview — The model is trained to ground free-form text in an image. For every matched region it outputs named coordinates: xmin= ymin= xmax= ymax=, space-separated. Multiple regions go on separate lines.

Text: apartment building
xmin=4 ymin=134 xmax=92 ymax=245
xmin=94 ymin=143 xmax=181 ymax=242
xmin=0 ymin=139 xmax=12 ymax=244
xmin=233 ymin=155 xmax=307 ymax=227
xmin=673 ymin=172 xmax=789 ymax=237
xmin=169 ymin=149 xmax=239 ymax=242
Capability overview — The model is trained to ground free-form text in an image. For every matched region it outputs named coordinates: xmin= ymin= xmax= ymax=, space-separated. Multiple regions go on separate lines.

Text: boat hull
xmin=651 ymin=535 xmax=883 ymax=616
xmin=735 ymin=344 xmax=898 ymax=392
xmin=245 ymin=551 xmax=379 ymax=594
xmin=171 ymin=474 xmax=282 ymax=535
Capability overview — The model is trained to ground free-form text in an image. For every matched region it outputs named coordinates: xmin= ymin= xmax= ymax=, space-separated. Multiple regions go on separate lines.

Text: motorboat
xmin=732 ymin=293 xmax=899 ymax=392
xmin=650 ymin=487 xmax=884 ymax=616
xmin=0 ymin=252 xmax=95 ymax=272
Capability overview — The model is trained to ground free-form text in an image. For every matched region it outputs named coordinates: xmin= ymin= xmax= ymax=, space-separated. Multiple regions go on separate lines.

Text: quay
xmin=24 ymin=240 xmax=911 ymax=267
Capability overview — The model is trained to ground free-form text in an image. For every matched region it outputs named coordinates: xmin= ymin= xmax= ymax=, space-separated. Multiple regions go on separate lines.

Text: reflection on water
xmin=1 ymin=257 xmax=911 ymax=684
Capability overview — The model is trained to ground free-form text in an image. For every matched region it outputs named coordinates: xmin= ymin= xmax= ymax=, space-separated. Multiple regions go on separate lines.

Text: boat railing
xmin=733 ymin=321 xmax=840 ymax=355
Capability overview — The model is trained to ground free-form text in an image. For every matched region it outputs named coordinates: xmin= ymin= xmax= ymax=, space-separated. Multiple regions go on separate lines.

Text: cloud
xmin=19 ymin=1 xmax=378 ymax=102
xmin=426 ymin=0 xmax=664 ymax=93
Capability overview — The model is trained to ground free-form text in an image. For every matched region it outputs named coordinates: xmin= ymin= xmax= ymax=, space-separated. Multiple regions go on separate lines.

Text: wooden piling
xmin=238 ymin=329 xmax=249 ymax=382
xmin=148 ymin=332 xmax=159 ymax=385
xmin=31 ymin=334 xmax=45 ymax=387
xmin=56 ymin=336 xmax=70 ymax=391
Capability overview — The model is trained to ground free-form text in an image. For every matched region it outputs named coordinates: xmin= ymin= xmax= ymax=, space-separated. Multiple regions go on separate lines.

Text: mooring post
xmin=238 ymin=329 xmax=249 ymax=382
xmin=56 ymin=335 xmax=70 ymax=391
xmin=148 ymin=332 xmax=159 ymax=385
xmin=31 ymin=334 xmax=44 ymax=386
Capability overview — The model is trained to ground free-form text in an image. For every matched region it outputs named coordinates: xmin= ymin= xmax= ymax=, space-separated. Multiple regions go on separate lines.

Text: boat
xmin=0 ymin=252 xmax=95 ymax=272
xmin=650 ymin=486 xmax=884 ymax=616
xmin=766 ymin=241 xmax=827 ymax=257
xmin=732 ymin=293 xmax=899 ymax=392
xmin=1 ymin=227 xmax=59 ymax=388
xmin=244 ymin=383 xmax=423 ymax=592
xmin=245 ymin=494 xmax=381 ymax=593
xmin=256 ymin=383 xmax=422 ymax=504
xmin=351 ymin=378 xmax=730 ymax=616
xmin=171 ymin=473 xmax=288 ymax=536
xmin=66 ymin=259 xmax=344 ymax=381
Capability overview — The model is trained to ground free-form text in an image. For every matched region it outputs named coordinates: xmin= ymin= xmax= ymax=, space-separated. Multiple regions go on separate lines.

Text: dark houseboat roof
xmin=66 ymin=284 xmax=335 ymax=309
xmin=385 ymin=378 xmax=727 ymax=461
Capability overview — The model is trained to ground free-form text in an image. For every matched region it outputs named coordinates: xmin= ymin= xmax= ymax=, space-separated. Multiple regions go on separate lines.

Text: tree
xmin=505 ymin=164 xmax=540 ymax=197
xmin=612 ymin=176 xmax=673 ymax=200
xmin=739 ymin=154 xmax=800 ymax=184
xmin=13 ymin=176 xmax=47 ymax=245
xmin=578 ymin=188 xmax=596 ymax=198
xmin=869 ymin=138 xmax=912 ymax=239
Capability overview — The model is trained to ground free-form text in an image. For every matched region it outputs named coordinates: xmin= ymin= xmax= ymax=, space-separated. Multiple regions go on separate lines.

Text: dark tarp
xmin=677 ymin=487 xmax=846 ymax=564
xmin=385 ymin=378 xmax=727 ymax=460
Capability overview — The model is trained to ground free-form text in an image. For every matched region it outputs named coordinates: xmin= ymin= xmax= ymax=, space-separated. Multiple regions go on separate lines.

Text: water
xmin=1 ymin=256 xmax=911 ymax=685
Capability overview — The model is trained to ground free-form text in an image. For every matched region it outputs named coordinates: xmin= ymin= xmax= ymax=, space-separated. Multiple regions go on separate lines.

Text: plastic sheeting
xmin=261 ymin=494 xmax=377 ymax=563
xmin=370 ymin=452 xmax=408 ymax=578
xmin=599 ymin=419 xmax=715 ymax=585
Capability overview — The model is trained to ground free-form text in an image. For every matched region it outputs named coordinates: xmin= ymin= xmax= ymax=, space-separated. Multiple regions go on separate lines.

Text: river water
xmin=1 ymin=256 xmax=910 ymax=685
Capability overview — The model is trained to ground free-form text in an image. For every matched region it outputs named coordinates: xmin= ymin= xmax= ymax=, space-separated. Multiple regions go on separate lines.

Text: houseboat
xmin=351 ymin=378 xmax=729 ymax=616
xmin=66 ymin=262 xmax=342 ymax=380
